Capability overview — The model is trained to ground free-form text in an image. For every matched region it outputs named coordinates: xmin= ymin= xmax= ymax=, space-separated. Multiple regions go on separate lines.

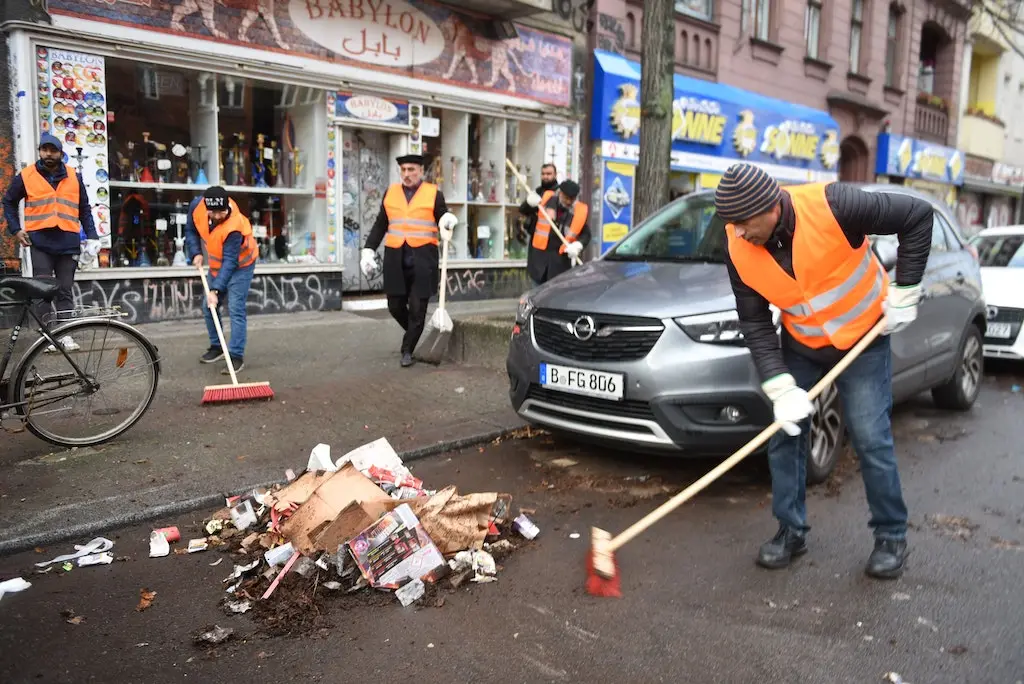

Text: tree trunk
xmin=634 ymin=0 xmax=675 ymax=225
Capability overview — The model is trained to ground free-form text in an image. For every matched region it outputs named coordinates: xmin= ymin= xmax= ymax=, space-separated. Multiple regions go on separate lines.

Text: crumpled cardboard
xmin=264 ymin=470 xmax=335 ymax=514
xmin=406 ymin=486 xmax=509 ymax=556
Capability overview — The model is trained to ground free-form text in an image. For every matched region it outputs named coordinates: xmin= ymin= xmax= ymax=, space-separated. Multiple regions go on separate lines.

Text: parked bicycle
xmin=0 ymin=276 xmax=161 ymax=447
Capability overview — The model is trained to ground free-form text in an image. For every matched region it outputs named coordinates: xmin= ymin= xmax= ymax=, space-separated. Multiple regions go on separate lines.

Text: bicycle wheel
xmin=12 ymin=318 xmax=160 ymax=447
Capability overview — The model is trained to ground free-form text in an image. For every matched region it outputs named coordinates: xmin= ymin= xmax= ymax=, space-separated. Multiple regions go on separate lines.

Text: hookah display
xmin=171 ymin=199 xmax=188 ymax=266
xmin=291 ymin=145 xmax=304 ymax=189
xmin=138 ymin=132 xmax=155 ymax=183
xmin=193 ymin=144 xmax=209 ymax=185
xmin=275 ymin=208 xmax=294 ymax=262
xmin=253 ymin=133 xmax=269 ymax=188
xmin=268 ymin=140 xmax=280 ymax=187
xmin=171 ymin=143 xmax=190 ymax=184
xmin=487 ymin=160 xmax=498 ymax=203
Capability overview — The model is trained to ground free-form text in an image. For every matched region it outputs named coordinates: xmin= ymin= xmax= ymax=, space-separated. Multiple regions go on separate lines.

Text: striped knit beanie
xmin=714 ymin=163 xmax=781 ymax=223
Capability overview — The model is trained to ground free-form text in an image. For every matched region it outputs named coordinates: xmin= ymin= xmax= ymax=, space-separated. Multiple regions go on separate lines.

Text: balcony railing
xmin=915 ymin=102 xmax=949 ymax=144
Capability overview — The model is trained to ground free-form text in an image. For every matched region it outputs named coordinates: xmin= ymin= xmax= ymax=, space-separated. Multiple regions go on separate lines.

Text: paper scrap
xmin=35 ymin=537 xmax=114 ymax=568
xmin=136 ymin=588 xmax=156 ymax=611
xmin=0 ymin=577 xmax=31 ymax=601
xmin=149 ymin=531 xmax=170 ymax=558
xmin=78 ymin=552 xmax=114 ymax=567
xmin=307 ymin=443 xmax=337 ymax=472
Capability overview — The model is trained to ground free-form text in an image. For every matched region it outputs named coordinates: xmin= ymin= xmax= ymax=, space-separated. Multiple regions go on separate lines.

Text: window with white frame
xmin=675 ymin=0 xmax=713 ymax=21
xmin=850 ymin=0 xmax=865 ymax=73
xmin=805 ymin=0 xmax=822 ymax=59
xmin=742 ymin=0 xmax=771 ymax=40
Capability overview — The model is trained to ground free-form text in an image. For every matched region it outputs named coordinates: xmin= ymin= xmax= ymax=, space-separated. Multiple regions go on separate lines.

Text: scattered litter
xmin=154 ymin=527 xmax=180 ymax=543
xmin=323 ymin=581 xmax=342 ymax=590
xmin=454 ymin=386 xmax=465 ymax=394
xmin=306 ymin=443 xmax=337 ymax=472
xmin=229 ymin=500 xmax=257 ymax=531
xmin=396 ymin=578 xmax=425 ymax=606
xmin=149 ymin=531 xmax=170 ymax=558
xmin=427 ymin=643 xmax=434 ymax=648
xmin=135 ymin=643 xmax=149 ymax=647
xmin=61 ymin=562 xmax=73 ymax=573
xmin=892 ymin=592 xmax=911 ymax=601
xmin=549 ymin=458 xmax=578 ymax=468
xmin=61 ymin=609 xmax=84 ymax=625
xmin=194 ymin=625 xmax=234 ymax=646
xmin=916 ymin=616 xmax=939 ymax=632
xmin=884 ymin=673 xmax=910 ymax=684
xmin=224 ymin=600 xmax=252 ymax=614
xmin=205 ymin=519 xmax=225 ymax=535
xmin=569 ymin=533 xmax=580 ymax=539
xmin=265 ymin=542 xmax=295 ymax=567
xmin=187 ymin=539 xmax=208 ymax=553
xmin=925 ymin=514 xmax=979 ymax=540
xmin=78 ymin=552 xmax=114 ymax=567
xmin=513 ymin=514 xmax=540 ymax=540
xmin=451 ymin=549 xmax=497 ymax=583
xmin=136 ymin=589 xmax=156 ymax=612
xmin=857 ymin=622 xmax=864 ymax=628
xmin=765 ymin=599 xmax=777 ymax=609
xmin=35 ymin=538 xmax=113 ymax=568
xmin=863 ymin=635 xmax=874 ymax=642
xmin=293 ymin=557 xmax=317 ymax=578
xmin=0 ymin=578 xmax=31 ymax=601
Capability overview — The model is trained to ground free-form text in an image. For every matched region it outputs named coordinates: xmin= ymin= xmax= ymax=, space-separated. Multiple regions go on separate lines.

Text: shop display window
xmin=96 ymin=58 xmax=330 ymax=269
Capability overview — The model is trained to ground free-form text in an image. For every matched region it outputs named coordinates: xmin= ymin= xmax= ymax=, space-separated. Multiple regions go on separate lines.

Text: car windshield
xmin=604 ymin=193 xmax=727 ymax=263
xmin=972 ymin=234 xmax=1024 ymax=267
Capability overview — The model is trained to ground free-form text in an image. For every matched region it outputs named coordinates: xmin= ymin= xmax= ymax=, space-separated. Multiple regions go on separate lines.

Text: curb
xmin=0 ymin=424 xmax=526 ymax=558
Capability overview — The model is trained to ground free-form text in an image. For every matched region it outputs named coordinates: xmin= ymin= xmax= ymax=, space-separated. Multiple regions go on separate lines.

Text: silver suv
xmin=506 ymin=184 xmax=987 ymax=484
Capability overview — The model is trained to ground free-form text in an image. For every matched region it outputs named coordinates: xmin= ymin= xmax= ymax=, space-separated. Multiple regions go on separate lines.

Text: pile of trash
xmin=159 ymin=438 xmax=540 ymax=632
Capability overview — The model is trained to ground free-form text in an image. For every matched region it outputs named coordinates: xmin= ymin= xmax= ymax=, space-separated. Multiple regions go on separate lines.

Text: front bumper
xmin=983 ymin=307 xmax=1024 ymax=361
xmin=506 ymin=314 xmax=774 ymax=454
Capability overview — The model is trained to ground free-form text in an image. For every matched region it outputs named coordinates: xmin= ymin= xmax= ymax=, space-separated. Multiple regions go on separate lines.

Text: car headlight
xmin=675 ymin=306 xmax=782 ymax=344
xmin=517 ymin=294 xmax=535 ymax=324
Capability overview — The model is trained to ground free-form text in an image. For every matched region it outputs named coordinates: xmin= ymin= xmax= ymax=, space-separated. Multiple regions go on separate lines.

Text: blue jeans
xmin=203 ymin=264 xmax=255 ymax=359
xmin=768 ymin=335 xmax=908 ymax=541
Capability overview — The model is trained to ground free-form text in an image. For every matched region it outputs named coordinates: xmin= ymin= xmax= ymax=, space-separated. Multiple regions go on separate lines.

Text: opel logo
xmin=572 ymin=315 xmax=596 ymax=341
xmin=987 ymin=305 xmax=999 ymax=321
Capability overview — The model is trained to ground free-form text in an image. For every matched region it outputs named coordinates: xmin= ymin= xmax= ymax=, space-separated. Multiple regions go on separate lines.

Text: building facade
xmin=1 ymin=0 xmax=587 ymax=322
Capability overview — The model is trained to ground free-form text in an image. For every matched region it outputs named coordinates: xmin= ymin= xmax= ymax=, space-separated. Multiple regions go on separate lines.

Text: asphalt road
xmin=1 ymin=364 xmax=1022 ymax=683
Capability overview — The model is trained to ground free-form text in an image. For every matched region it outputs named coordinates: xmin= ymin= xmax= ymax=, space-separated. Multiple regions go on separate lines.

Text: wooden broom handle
xmin=505 ymin=158 xmax=582 ymax=267
xmin=197 ymin=264 xmax=240 ymax=387
xmin=608 ymin=316 xmax=889 ymax=553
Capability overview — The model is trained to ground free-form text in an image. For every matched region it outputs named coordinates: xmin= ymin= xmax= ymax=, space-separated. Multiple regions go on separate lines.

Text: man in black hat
xmin=361 ymin=153 xmax=458 ymax=367
xmin=518 ymin=179 xmax=590 ymax=285
xmin=3 ymin=133 xmax=100 ymax=351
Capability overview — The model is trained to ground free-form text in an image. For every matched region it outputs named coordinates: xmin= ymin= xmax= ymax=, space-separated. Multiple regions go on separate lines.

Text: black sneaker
xmin=400 ymin=352 xmax=414 ymax=368
xmin=220 ymin=356 xmax=244 ymax=374
xmin=865 ymin=539 xmax=909 ymax=579
xmin=756 ymin=525 xmax=808 ymax=569
xmin=200 ymin=347 xmax=223 ymax=364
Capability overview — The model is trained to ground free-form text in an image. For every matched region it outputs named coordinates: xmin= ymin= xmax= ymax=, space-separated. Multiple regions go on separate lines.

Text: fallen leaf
xmin=66 ymin=615 xmax=85 ymax=625
xmin=136 ymin=589 xmax=156 ymax=612
xmin=34 ymin=547 xmax=44 ymax=554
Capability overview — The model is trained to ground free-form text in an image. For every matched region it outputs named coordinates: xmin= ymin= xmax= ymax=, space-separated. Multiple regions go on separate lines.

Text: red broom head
xmin=585 ymin=549 xmax=622 ymax=598
xmin=201 ymin=383 xmax=275 ymax=404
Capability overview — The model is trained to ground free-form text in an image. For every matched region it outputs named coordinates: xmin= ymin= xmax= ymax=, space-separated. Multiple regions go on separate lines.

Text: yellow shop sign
xmin=671 ymin=97 xmax=727 ymax=146
xmin=761 ymin=120 xmax=820 ymax=162
xmin=913 ymin=149 xmax=950 ymax=178
xmin=610 ymin=84 xmax=641 ymax=139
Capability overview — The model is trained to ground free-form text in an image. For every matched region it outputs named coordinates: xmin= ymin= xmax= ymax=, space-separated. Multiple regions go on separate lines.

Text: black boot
xmin=400 ymin=352 xmax=414 ymax=368
xmin=756 ymin=525 xmax=808 ymax=569
xmin=865 ymin=539 xmax=908 ymax=579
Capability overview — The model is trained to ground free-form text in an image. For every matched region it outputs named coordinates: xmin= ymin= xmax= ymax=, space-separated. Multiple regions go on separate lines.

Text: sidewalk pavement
xmin=0 ymin=299 xmax=523 ymax=555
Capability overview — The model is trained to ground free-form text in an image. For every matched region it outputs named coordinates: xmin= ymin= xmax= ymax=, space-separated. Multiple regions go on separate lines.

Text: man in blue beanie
xmin=3 ymin=133 xmax=100 ymax=351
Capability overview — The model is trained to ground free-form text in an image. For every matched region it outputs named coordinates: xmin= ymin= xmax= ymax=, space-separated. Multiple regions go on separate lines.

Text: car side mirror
xmin=872 ymin=240 xmax=898 ymax=272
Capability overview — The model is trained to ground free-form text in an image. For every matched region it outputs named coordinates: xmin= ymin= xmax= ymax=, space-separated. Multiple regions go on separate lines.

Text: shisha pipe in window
xmin=171 ymin=143 xmax=190 ymax=183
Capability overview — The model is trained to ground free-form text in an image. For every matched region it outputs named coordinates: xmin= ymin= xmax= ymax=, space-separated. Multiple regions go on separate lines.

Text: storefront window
xmin=83 ymin=57 xmax=328 ymax=269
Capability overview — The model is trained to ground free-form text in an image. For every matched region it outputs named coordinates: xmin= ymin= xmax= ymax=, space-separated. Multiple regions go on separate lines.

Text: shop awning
xmin=591 ymin=50 xmax=841 ymax=183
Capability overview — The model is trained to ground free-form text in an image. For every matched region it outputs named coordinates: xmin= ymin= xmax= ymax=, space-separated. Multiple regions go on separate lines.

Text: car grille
xmin=531 ymin=308 xmax=664 ymax=362
xmin=525 ymin=385 xmax=655 ymax=420
xmin=985 ymin=306 xmax=1024 ymax=346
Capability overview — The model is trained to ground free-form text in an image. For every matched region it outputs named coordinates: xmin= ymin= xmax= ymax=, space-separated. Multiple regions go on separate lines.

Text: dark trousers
xmin=387 ymin=265 xmax=429 ymax=354
xmin=31 ymin=246 xmax=77 ymax=318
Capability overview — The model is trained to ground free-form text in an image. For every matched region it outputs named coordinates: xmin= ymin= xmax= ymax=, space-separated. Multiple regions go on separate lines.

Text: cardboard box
xmin=346 ymin=504 xmax=447 ymax=589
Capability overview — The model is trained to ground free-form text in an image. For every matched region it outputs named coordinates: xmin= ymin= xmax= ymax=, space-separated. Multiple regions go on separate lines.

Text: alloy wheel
xmin=809 ymin=382 xmax=843 ymax=472
xmin=960 ymin=334 xmax=982 ymax=400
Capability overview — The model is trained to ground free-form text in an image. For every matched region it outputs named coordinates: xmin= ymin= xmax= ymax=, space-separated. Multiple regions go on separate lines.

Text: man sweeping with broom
xmin=360 ymin=154 xmax=458 ymax=368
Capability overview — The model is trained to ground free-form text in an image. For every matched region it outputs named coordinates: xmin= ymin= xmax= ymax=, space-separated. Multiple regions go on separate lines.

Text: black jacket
xmin=725 ymin=182 xmax=933 ymax=382
xmin=518 ymin=192 xmax=592 ymax=284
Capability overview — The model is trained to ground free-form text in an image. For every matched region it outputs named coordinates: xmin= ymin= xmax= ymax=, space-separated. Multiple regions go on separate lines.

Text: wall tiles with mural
xmin=48 ymin=0 xmax=574 ymax=108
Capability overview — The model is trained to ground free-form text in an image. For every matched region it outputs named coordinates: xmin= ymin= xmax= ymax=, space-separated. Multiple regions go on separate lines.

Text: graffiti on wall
xmin=597 ymin=13 xmax=625 ymax=54
xmin=48 ymin=0 xmax=575 ymax=107
xmin=0 ymin=272 xmax=343 ymax=326
xmin=444 ymin=267 xmax=530 ymax=302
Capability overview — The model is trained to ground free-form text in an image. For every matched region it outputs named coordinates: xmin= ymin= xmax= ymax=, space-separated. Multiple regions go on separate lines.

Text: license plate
xmin=539 ymin=363 xmax=624 ymax=401
xmin=988 ymin=322 xmax=1013 ymax=339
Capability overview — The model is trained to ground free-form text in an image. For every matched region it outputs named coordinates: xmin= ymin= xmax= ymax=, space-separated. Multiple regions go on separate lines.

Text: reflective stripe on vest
xmin=532 ymin=191 xmax=588 ymax=253
xmin=21 ymin=164 xmax=81 ymax=233
xmin=725 ymin=182 xmax=888 ymax=351
xmin=192 ymin=199 xmax=259 ymax=278
xmin=383 ymin=183 xmax=439 ymax=248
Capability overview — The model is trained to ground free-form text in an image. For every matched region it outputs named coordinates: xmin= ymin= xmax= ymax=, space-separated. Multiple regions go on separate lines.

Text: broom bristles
xmin=585 ymin=526 xmax=622 ymax=598
xmin=201 ymin=381 xmax=275 ymax=404
xmin=585 ymin=549 xmax=622 ymax=598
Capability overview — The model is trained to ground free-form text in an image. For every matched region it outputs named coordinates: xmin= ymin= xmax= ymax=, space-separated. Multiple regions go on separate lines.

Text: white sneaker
xmin=45 ymin=335 xmax=81 ymax=353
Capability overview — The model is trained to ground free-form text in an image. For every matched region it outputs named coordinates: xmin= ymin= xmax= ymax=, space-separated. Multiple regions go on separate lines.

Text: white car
xmin=970 ymin=225 xmax=1024 ymax=360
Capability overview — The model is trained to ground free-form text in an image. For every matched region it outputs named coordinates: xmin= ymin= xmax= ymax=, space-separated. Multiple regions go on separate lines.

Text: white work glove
xmin=83 ymin=239 xmax=101 ymax=257
xmin=882 ymin=282 xmax=921 ymax=335
xmin=360 ymin=248 xmax=377 ymax=278
xmin=565 ymin=241 xmax=583 ymax=259
xmin=438 ymin=212 xmax=458 ymax=242
xmin=526 ymin=191 xmax=541 ymax=208
xmin=762 ymin=373 xmax=815 ymax=437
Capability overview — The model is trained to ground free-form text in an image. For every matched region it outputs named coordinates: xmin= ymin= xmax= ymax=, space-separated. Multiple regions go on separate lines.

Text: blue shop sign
xmin=875 ymin=133 xmax=964 ymax=186
xmin=591 ymin=50 xmax=840 ymax=180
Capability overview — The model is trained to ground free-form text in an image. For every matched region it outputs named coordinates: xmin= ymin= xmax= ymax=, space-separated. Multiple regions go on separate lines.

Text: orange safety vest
xmin=533 ymin=190 xmax=588 ymax=253
xmin=725 ymin=182 xmax=888 ymax=351
xmin=383 ymin=183 xmax=439 ymax=248
xmin=20 ymin=164 xmax=81 ymax=233
xmin=192 ymin=198 xmax=259 ymax=278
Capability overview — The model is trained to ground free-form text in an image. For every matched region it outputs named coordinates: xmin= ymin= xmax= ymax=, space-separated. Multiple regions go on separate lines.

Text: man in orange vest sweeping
xmin=3 ymin=133 xmax=101 ymax=350
xmin=186 ymin=186 xmax=258 ymax=374
xmin=360 ymin=154 xmax=458 ymax=367
xmin=716 ymin=162 xmax=932 ymax=580
xmin=519 ymin=179 xmax=590 ymax=286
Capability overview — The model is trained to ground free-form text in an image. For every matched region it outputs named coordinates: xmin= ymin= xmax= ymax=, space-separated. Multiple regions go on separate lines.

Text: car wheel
xmin=931 ymin=323 xmax=983 ymax=411
xmin=806 ymin=381 xmax=846 ymax=486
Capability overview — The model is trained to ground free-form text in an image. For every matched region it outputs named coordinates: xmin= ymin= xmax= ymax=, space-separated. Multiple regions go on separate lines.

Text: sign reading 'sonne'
xmin=293 ymin=0 xmax=445 ymax=67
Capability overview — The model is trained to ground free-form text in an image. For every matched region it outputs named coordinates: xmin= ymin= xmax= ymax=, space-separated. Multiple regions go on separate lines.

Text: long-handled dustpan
xmin=414 ymin=235 xmax=454 ymax=364
xmin=197 ymin=265 xmax=275 ymax=404
xmin=586 ymin=316 xmax=889 ymax=597
xmin=505 ymin=158 xmax=582 ymax=267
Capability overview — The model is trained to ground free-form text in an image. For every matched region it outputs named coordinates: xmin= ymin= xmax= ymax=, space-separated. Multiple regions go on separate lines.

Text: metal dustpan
xmin=414 ymin=236 xmax=454 ymax=364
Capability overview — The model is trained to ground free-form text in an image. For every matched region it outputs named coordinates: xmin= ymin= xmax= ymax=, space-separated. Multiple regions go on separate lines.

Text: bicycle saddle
xmin=0 ymin=276 xmax=60 ymax=302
